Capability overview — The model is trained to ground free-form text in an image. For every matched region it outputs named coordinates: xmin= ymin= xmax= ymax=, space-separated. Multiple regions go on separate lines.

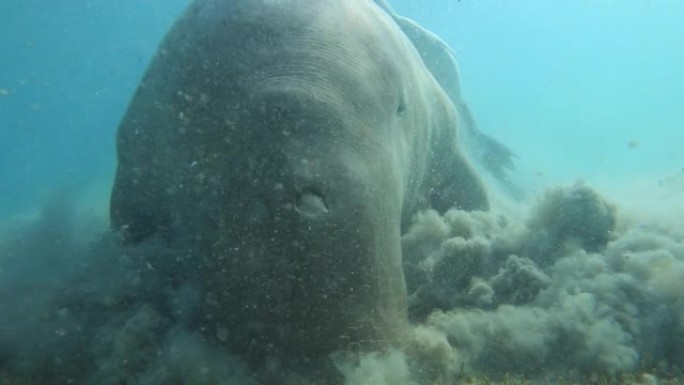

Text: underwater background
xmin=2 ymin=0 xmax=683 ymax=218
xmin=1 ymin=0 xmax=684 ymax=384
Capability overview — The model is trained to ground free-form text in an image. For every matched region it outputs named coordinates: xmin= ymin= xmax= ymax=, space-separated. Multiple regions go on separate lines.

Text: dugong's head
xmin=110 ymin=0 xmax=485 ymax=365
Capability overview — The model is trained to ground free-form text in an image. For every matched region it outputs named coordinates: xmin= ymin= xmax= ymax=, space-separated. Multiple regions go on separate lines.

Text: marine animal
xmin=110 ymin=0 xmax=488 ymax=371
xmin=376 ymin=0 xmax=521 ymax=197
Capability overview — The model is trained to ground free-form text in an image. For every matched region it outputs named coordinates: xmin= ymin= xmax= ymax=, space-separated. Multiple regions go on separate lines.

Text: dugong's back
xmin=110 ymin=0 xmax=486 ymax=370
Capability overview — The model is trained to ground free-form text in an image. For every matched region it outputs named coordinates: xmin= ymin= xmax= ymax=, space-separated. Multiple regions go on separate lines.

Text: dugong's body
xmin=110 ymin=0 xmax=487 ymax=366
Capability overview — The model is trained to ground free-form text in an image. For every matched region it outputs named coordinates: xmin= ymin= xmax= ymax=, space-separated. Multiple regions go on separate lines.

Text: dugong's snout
xmin=111 ymin=78 xmax=410 ymax=359
xmin=178 ymin=99 xmax=409 ymax=360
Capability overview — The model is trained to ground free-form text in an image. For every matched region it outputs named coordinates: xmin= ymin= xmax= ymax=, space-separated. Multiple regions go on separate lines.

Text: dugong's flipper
xmin=375 ymin=1 xmax=522 ymax=198
xmin=458 ymin=102 xmax=525 ymax=199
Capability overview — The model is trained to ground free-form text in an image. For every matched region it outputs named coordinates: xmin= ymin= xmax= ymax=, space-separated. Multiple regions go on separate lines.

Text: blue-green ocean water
xmin=2 ymin=0 xmax=683 ymax=218
xmin=2 ymin=2 xmax=684 ymax=384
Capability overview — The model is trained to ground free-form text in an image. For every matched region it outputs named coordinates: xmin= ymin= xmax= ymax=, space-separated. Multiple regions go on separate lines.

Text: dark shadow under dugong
xmin=110 ymin=0 xmax=488 ymax=372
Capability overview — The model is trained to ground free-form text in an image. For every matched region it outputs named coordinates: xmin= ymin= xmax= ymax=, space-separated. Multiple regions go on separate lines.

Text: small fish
xmin=0 ymin=89 xmax=10 ymax=96
xmin=627 ymin=139 xmax=639 ymax=149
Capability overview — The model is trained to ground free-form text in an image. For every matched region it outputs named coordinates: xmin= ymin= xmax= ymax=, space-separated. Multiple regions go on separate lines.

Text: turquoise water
xmin=0 ymin=0 xmax=186 ymax=217
xmin=1 ymin=1 xmax=684 ymax=384
xmin=2 ymin=1 xmax=683 ymax=216
xmin=399 ymin=1 xmax=684 ymax=185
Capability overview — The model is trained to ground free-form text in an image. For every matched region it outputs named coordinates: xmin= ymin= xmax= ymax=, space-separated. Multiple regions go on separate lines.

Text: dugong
xmin=375 ymin=0 xmax=521 ymax=197
xmin=110 ymin=0 xmax=487 ymax=369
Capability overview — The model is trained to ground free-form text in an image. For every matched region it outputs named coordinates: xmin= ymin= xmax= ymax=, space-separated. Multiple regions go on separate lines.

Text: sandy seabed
xmin=1 ymin=175 xmax=683 ymax=384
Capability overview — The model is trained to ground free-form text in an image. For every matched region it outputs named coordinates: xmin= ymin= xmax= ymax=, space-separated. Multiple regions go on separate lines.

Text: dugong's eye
xmin=396 ymin=101 xmax=406 ymax=116
xmin=396 ymin=91 xmax=407 ymax=116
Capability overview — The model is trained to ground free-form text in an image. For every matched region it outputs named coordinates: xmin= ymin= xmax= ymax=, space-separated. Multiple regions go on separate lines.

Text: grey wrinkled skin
xmin=376 ymin=0 xmax=521 ymax=197
xmin=110 ymin=0 xmax=488 ymax=367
